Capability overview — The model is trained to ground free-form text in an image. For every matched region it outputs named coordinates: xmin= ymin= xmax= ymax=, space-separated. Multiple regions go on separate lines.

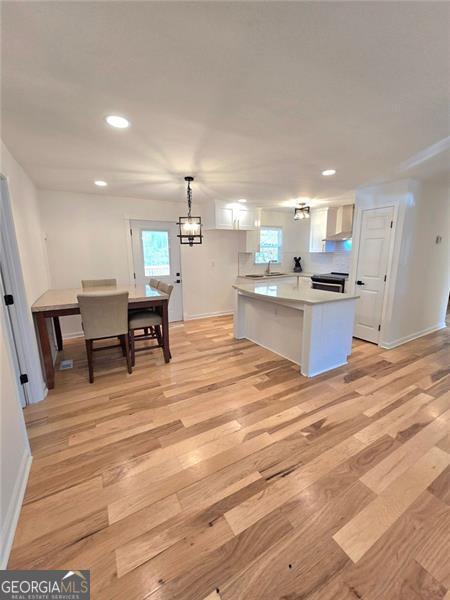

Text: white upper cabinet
xmin=215 ymin=205 xmax=235 ymax=229
xmin=236 ymin=206 xmax=260 ymax=230
xmin=205 ymin=201 xmax=261 ymax=231
xmin=309 ymin=207 xmax=338 ymax=252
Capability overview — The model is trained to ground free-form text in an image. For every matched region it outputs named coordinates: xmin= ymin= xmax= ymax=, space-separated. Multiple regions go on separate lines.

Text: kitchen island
xmin=233 ymin=281 xmax=359 ymax=377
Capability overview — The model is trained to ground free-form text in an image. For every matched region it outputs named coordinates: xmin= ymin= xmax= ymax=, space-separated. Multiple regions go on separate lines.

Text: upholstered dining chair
xmin=81 ymin=278 xmax=117 ymax=289
xmin=149 ymin=278 xmax=160 ymax=289
xmin=78 ymin=290 xmax=132 ymax=383
xmin=128 ymin=282 xmax=173 ymax=365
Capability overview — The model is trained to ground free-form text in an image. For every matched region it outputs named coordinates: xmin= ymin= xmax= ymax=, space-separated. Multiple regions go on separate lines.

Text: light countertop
xmin=237 ymin=272 xmax=313 ymax=281
xmin=233 ymin=281 xmax=359 ymax=305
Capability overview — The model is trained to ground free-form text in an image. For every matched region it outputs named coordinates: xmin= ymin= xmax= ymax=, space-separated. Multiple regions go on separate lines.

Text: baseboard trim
xmin=0 ymin=451 xmax=32 ymax=568
xmin=303 ymin=359 xmax=348 ymax=378
xmin=183 ymin=311 xmax=233 ymax=321
xmin=380 ymin=322 xmax=446 ymax=349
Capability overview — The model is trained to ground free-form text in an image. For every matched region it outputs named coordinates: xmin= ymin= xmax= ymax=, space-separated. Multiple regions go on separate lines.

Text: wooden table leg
xmin=161 ymin=300 xmax=170 ymax=363
xmin=34 ymin=312 xmax=55 ymax=389
xmin=53 ymin=316 xmax=63 ymax=351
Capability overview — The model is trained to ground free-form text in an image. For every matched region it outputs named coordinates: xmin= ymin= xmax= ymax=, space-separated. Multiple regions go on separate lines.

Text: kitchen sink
xmin=244 ymin=272 xmax=287 ymax=278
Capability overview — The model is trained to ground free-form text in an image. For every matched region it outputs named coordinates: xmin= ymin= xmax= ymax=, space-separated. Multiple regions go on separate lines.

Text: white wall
xmin=38 ymin=189 xmax=243 ymax=335
xmin=353 ymin=178 xmax=449 ymax=348
xmin=0 ymin=143 xmax=38 ymax=566
xmin=1 ymin=142 xmax=51 ymax=399
xmin=238 ymin=209 xmax=353 ymax=275
xmin=1 ymin=143 xmax=50 ymax=304
xmin=0 ymin=303 xmax=32 ymax=567
xmin=385 ymin=179 xmax=449 ymax=346
xmin=182 ymin=228 xmax=243 ymax=319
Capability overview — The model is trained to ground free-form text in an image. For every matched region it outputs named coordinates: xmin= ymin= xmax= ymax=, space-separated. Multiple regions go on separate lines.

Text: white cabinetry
xmin=309 ymin=208 xmax=337 ymax=253
xmin=215 ymin=205 xmax=235 ymax=229
xmin=206 ymin=201 xmax=260 ymax=231
xmin=237 ymin=207 xmax=259 ymax=230
xmin=241 ymin=229 xmax=260 ymax=253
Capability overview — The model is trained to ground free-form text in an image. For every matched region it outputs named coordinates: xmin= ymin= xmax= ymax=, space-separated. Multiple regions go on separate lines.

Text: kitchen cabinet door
xmin=215 ymin=206 xmax=235 ymax=229
xmin=237 ymin=207 xmax=259 ymax=230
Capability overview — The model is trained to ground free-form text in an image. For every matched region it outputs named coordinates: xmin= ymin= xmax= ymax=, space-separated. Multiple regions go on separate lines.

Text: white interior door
xmin=130 ymin=220 xmax=183 ymax=322
xmin=1 ymin=253 xmax=28 ymax=407
xmin=353 ymin=206 xmax=394 ymax=343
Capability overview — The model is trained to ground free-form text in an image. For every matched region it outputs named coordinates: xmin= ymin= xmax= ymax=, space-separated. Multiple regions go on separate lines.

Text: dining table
xmin=31 ymin=284 xmax=170 ymax=390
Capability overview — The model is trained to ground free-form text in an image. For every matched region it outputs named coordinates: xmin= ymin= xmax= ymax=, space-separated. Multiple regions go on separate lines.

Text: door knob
xmin=356 ymin=280 xmax=365 ymax=286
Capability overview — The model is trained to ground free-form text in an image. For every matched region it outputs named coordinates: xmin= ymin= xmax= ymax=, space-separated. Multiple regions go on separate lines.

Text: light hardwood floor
xmin=9 ymin=316 xmax=450 ymax=599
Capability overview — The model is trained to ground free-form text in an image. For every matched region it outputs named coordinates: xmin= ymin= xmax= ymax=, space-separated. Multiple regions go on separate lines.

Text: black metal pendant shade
xmin=177 ymin=176 xmax=203 ymax=246
xmin=294 ymin=203 xmax=310 ymax=220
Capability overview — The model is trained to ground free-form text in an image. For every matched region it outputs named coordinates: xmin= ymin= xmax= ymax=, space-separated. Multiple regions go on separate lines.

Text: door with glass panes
xmin=130 ymin=220 xmax=183 ymax=322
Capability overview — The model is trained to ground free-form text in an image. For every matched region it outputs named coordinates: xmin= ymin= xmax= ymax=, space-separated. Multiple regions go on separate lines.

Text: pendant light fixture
xmin=294 ymin=202 xmax=310 ymax=220
xmin=177 ymin=176 xmax=203 ymax=246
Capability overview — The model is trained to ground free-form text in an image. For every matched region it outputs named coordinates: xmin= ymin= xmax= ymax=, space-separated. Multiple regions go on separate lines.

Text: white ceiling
xmin=1 ymin=1 xmax=449 ymax=208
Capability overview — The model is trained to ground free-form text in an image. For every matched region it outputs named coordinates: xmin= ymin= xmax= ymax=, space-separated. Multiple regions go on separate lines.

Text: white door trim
xmin=0 ymin=175 xmax=47 ymax=403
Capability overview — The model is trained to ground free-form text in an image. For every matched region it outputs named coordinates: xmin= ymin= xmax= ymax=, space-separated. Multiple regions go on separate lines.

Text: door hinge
xmin=384 ymin=274 xmax=387 ymax=282
xmin=390 ymin=220 xmax=393 ymax=228
xmin=4 ymin=294 xmax=14 ymax=306
xmin=130 ymin=228 xmax=133 ymax=236
xmin=378 ymin=324 xmax=381 ymax=331
xmin=19 ymin=373 xmax=28 ymax=385
xmin=133 ymin=272 xmax=136 ymax=280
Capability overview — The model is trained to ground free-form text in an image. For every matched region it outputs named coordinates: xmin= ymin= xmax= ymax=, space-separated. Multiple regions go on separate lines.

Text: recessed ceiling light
xmin=322 ymin=169 xmax=336 ymax=176
xmin=238 ymin=199 xmax=247 ymax=203
xmin=94 ymin=180 xmax=108 ymax=187
xmin=105 ymin=115 xmax=130 ymax=129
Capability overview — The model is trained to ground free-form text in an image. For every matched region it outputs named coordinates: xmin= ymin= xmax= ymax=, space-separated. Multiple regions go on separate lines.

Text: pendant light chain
xmin=186 ymin=178 xmax=192 ymax=218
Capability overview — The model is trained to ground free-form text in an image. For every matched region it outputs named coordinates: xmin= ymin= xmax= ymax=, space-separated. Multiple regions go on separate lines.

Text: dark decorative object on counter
xmin=293 ymin=257 xmax=303 ymax=272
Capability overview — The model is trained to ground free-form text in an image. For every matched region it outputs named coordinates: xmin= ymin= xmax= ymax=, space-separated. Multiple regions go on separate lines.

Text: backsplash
xmin=303 ymin=250 xmax=352 ymax=274
xmin=239 ymin=249 xmax=352 ymax=276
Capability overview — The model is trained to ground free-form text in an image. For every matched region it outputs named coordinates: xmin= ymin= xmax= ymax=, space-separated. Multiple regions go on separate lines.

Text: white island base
xmin=233 ymin=282 xmax=358 ymax=378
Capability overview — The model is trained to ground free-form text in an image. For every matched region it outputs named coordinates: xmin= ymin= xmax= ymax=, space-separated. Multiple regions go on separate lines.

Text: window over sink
xmin=255 ymin=227 xmax=283 ymax=264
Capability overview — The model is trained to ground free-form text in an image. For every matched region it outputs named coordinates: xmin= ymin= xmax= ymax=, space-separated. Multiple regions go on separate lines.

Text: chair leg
xmin=124 ymin=334 xmax=132 ymax=374
xmin=144 ymin=327 xmax=149 ymax=335
xmin=155 ymin=325 xmax=163 ymax=347
xmin=119 ymin=335 xmax=126 ymax=357
xmin=85 ymin=339 xmax=94 ymax=384
xmin=129 ymin=329 xmax=136 ymax=367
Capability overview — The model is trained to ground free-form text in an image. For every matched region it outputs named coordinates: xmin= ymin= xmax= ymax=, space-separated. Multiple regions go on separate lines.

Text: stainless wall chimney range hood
xmin=322 ymin=205 xmax=354 ymax=242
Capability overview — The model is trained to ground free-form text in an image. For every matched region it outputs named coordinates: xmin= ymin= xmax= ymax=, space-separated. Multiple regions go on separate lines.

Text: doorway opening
xmin=352 ymin=206 xmax=394 ymax=344
xmin=130 ymin=220 xmax=183 ymax=322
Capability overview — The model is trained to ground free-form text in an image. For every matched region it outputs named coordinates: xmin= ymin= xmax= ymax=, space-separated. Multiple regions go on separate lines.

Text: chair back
xmin=157 ymin=281 xmax=173 ymax=298
xmin=77 ymin=291 xmax=129 ymax=340
xmin=81 ymin=278 xmax=117 ymax=289
xmin=149 ymin=278 xmax=160 ymax=289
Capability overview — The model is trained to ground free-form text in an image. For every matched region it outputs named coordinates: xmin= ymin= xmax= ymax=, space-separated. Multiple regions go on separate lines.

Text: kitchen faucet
xmin=265 ymin=260 xmax=273 ymax=275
